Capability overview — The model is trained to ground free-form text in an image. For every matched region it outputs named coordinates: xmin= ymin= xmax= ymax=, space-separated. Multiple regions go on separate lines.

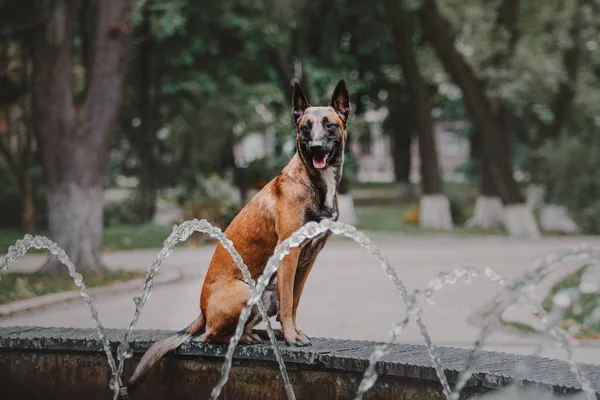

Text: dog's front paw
xmin=239 ymin=333 xmax=262 ymax=344
xmin=284 ymin=330 xmax=311 ymax=347
xmin=296 ymin=329 xmax=310 ymax=342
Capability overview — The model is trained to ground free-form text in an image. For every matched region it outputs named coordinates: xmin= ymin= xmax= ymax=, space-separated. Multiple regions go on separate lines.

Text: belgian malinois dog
xmin=124 ymin=80 xmax=351 ymax=395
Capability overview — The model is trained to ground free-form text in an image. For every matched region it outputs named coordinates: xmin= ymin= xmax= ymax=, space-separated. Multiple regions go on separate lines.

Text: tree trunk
xmin=387 ymin=0 xmax=452 ymax=230
xmin=32 ymin=0 xmax=130 ymax=274
xmin=466 ymin=122 xmax=505 ymax=230
xmin=480 ymin=149 xmax=500 ymax=198
xmin=419 ymin=0 xmax=524 ymax=204
xmin=131 ymin=15 xmax=158 ymax=223
xmin=39 ymin=183 xmax=105 ymax=274
xmin=389 ymin=92 xmax=413 ymax=202
xmin=419 ymin=0 xmax=538 ymax=237
xmin=135 ymin=170 xmax=158 ymax=223
xmin=466 ymin=148 xmax=505 ymax=230
xmin=18 ymin=173 xmax=36 ymax=233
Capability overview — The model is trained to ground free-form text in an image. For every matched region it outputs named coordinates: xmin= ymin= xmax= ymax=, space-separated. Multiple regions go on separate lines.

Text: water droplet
xmin=553 ymin=292 xmax=572 ymax=308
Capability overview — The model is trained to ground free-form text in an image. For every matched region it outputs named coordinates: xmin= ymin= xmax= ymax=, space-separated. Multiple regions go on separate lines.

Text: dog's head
xmin=293 ymin=80 xmax=350 ymax=171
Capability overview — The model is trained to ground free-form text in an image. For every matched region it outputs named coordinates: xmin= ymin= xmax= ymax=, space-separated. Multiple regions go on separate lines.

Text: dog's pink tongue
xmin=312 ymin=155 xmax=327 ymax=169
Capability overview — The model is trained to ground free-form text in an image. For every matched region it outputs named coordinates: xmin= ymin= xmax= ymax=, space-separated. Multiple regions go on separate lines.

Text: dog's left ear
xmin=329 ymin=80 xmax=351 ymax=124
xmin=292 ymin=82 xmax=311 ymax=125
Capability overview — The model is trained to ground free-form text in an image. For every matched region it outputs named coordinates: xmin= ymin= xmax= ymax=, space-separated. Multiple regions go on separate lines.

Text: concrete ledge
xmin=0 ymin=270 xmax=182 ymax=318
xmin=1 ymin=326 xmax=599 ymax=400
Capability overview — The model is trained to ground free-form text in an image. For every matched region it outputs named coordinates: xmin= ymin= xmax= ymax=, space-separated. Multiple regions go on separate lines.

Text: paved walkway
xmin=2 ymin=232 xmax=600 ymax=364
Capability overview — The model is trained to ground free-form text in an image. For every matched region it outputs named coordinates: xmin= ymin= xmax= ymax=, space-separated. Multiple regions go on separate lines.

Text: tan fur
xmin=123 ymin=81 xmax=350 ymax=397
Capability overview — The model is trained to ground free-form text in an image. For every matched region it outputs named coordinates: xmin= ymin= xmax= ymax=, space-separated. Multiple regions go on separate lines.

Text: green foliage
xmin=115 ymin=0 xmax=287 ymax=196
xmin=540 ymin=265 xmax=600 ymax=338
xmin=447 ymin=192 xmax=470 ymax=226
xmin=103 ymin=197 xmax=151 ymax=228
xmin=183 ymin=197 xmax=241 ymax=230
xmin=343 ymin=150 xmax=359 ymax=185
xmin=537 ymin=134 xmax=600 ymax=234
xmin=180 ymin=173 xmax=243 ymax=229
xmin=0 ymin=164 xmax=47 ymax=230
xmin=233 ymin=155 xmax=290 ymax=194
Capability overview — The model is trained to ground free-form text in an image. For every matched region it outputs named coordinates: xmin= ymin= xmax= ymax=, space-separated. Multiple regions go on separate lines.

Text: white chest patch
xmin=321 ymin=168 xmax=336 ymax=209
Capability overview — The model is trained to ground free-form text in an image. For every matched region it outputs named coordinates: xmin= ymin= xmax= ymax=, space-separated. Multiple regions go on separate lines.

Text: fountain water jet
xmin=1 ymin=219 xmax=599 ymax=400
xmin=0 ymin=235 xmax=119 ymax=382
xmin=0 ymin=220 xmax=295 ymax=400
xmin=108 ymin=219 xmax=295 ymax=400
xmin=356 ymin=249 xmax=600 ymax=400
xmin=447 ymin=245 xmax=600 ymax=400
xmin=210 ymin=219 xmax=452 ymax=400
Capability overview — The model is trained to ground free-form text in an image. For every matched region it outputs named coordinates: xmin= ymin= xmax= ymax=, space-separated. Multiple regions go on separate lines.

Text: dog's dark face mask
xmin=293 ymin=80 xmax=351 ymax=171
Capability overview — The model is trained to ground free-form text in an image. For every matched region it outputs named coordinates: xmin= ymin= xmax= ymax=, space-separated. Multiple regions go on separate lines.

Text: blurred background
xmin=1 ymin=0 xmax=600 ymax=363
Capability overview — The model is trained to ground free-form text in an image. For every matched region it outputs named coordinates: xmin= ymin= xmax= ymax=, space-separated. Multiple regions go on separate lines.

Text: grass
xmin=502 ymin=320 xmax=540 ymax=335
xmin=541 ymin=266 xmax=600 ymax=339
xmin=355 ymin=203 xmax=505 ymax=236
xmin=353 ymin=181 xmax=478 ymax=195
xmin=0 ymin=270 xmax=146 ymax=305
xmin=502 ymin=266 xmax=600 ymax=339
xmin=353 ymin=182 xmax=398 ymax=190
xmin=356 ymin=203 xmax=420 ymax=233
xmin=0 ymin=223 xmax=205 ymax=255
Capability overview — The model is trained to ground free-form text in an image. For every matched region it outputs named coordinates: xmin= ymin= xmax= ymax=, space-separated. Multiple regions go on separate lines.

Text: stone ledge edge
xmin=0 ymin=326 xmax=598 ymax=396
xmin=0 ymin=270 xmax=183 ymax=318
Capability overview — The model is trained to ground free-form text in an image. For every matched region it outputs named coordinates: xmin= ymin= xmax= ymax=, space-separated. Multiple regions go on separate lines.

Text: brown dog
xmin=124 ymin=80 xmax=351 ymax=395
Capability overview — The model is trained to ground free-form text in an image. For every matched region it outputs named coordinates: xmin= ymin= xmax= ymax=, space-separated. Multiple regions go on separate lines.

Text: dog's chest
xmin=304 ymin=202 xmax=338 ymax=225
xmin=321 ymin=168 xmax=337 ymax=210
xmin=298 ymin=231 xmax=331 ymax=272
xmin=304 ymin=168 xmax=339 ymax=223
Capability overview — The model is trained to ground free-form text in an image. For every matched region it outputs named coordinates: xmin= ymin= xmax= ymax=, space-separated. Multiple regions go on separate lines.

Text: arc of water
xmin=210 ymin=219 xmax=453 ymax=400
xmin=353 ymin=307 xmax=413 ymax=399
xmin=356 ymin=252 xmax=600 ymax=400
xmin=3 ymin=224 xmax=599 ymax=400
xmin=519 ymin=291 xmax=596 ymax=400
xmin=354 ymin=265 xmax=507 ymax=399
xmin=110 ymin=219 xmax=295 ymax=400
xmin=425 ymin=263 xmax=597 ymax=400
xmin=0 ymin=235 xmax=118 ymax=379
xmin=516 ymin=261 xmax=600 ymax=400
xmin=448 ymin=245 xmax=600 ymax=400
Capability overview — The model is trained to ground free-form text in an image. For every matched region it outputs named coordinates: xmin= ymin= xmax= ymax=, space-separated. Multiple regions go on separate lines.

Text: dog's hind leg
xmin=203 ymin=280 xmax=262 ymax=344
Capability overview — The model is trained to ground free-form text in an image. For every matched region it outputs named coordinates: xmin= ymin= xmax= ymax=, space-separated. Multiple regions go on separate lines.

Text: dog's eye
xmin=301 ymin=124 xmax=311 ymax=133
xmin=326 ymin=122 xmax=337 ymax=131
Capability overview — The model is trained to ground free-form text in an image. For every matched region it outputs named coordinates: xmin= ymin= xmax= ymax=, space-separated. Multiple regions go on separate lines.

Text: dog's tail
xmin=120 ymin=313 xmax=205 ymax=398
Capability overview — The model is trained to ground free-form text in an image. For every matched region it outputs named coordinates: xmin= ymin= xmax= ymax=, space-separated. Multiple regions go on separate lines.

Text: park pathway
xmin=3 ymin=232 xmax=600 ymax=364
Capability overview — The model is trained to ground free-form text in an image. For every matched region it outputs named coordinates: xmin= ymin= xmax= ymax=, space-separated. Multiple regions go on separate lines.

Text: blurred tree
xmin=31 ymin=0 xmax=131 ymax=273
xmin=524 ymin=0 xmax=592 ymax=178
xmin=418 ymin=0 xmax=540 ymax=237
xmin=386 ymin=0 xmax=453 ymax=230
xmin=113 ymin=0 xmax=288 ymax=215
xmin=467 ymin=0 xmax=520 ymax=230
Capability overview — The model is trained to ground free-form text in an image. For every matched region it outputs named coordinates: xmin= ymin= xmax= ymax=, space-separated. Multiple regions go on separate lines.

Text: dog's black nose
xmin=308 ymin=143 xmax=328 ymax=154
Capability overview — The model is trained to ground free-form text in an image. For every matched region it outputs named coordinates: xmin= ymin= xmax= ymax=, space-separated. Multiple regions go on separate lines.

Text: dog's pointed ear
xmin=329 ymin=80 xmax=351 ymax=124
xmin=292 ymin=82 xmax=310 ymax=125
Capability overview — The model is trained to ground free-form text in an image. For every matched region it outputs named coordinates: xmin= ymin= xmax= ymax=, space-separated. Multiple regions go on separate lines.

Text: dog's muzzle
xmin=307 ymin=142 xmax=334 ymax=170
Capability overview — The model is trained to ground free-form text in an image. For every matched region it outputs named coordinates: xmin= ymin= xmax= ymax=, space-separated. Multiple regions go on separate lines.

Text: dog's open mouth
xmin=312 ymin=153 xmax=329 ymax=169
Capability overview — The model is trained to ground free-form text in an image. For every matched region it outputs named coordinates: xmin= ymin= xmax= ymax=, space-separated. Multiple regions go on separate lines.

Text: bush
xmin=537 ymin=135 xmax=600 ymax=234
xmin=103 ymin=196 xmax=151 ymax=228
xmin=182 ymin=173 xmax=243 ymax=231
xmin=183 ymin=197 xmax=240 ymax=229
xmin=233 ymin=155 xmax=289 ymax=194
xmin=446 ymin=190 xmax=472 ymax=226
